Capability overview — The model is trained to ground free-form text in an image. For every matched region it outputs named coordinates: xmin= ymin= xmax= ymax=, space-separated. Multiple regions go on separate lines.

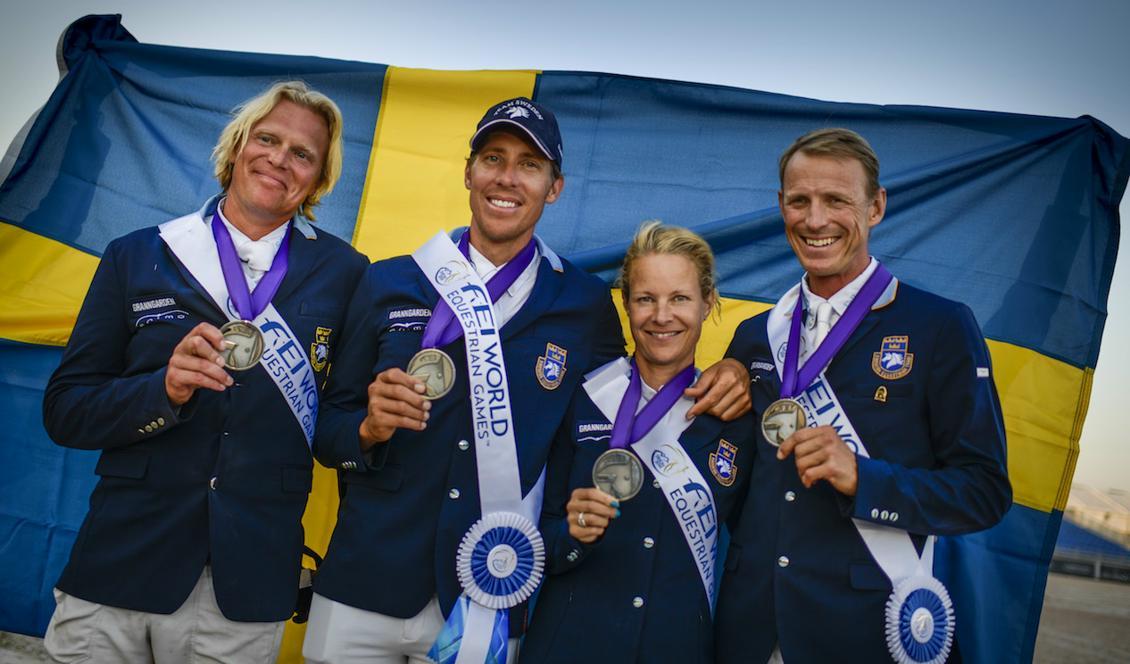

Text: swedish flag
xmin=1 ymin=14 xmax=1126 ymax=662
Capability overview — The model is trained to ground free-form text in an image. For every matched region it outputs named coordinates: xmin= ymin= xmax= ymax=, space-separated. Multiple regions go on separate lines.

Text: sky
xmin=1 ymin=0 xmax=1128 ymax=491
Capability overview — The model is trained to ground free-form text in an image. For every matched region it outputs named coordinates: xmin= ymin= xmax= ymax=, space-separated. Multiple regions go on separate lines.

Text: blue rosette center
xmin=885 ymin=574 xmax=954 ymax=664
xmin=457 ymin=512 xmax=546 ymax=610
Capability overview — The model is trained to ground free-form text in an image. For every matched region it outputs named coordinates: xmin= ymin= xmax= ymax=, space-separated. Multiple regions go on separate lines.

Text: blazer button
xmin=209 ymin=477 xmax=218 ymax=490
xmin=157 ymin=417 xmax=165 ymax=426
xmin=652 ymin=479 xmax=660 ymax=489
xmin=777 ymin=555 xmax=790 ymax=568
xmin=458 ymin=439 xmax=470 ymax=451
xmin=891 ymin=512 xmax=899 ymax=522
xmin=449 ymin=488 xmax=461 ymax=499
xmin=137 ymin=428 xmax=145 ymax=434
xmin=144 ymin=424 xmax=154 ymax=433
xmin=566 ymin=550 xmax=579 ymax=563
xmin=632 ymin=596 xmax=644 ymax=608
xmin=784 ymin=491 xmax=796 ymax=502
xmin=871 ymin=508 xmax=880 ymax=519
xmin=642 ymin=537 xmax=655 ymax=549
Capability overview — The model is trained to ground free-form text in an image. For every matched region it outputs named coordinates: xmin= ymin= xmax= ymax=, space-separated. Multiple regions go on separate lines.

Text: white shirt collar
xmin=801 ymin=257 xmax=879 ymax=316
xmin=466 ymin=241 xmax=542 ymax=298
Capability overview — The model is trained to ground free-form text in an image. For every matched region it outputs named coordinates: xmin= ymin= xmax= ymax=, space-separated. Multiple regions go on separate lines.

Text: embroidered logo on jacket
xmin=872 ymin=335 xmax=914 ymax=380
xmin=536 ymin=343 xmax=567 ymax=390
xmin=130 ymin=295 xmax=187 ymax=328
xmin=310 ymin=326 xmax=332 ymax=372
xmin=709 ymin=439 xmax=738 ymax=487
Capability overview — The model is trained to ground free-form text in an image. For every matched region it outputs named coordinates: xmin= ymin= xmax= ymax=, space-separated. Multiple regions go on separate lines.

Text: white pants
xmin=302 ymin=593 xmax=519 ymax=664
xmin=44 ymin=566 xmax=285 ymax=664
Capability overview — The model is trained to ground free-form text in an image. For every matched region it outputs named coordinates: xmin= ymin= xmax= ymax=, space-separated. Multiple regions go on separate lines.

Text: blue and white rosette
xmin=884 ymin=574 xmax=955 ymax=664
xmin=456 ymin=511 xmax=545 ymax=610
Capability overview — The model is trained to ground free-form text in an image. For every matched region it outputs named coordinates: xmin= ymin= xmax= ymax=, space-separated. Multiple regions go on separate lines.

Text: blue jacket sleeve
xmin=851 ymin=303 xmax=1012 ymax=535
xmin=43 ymin=240 xmax=186 ymax=450
xmin=312 ymin=264 xmax=386 ymax=472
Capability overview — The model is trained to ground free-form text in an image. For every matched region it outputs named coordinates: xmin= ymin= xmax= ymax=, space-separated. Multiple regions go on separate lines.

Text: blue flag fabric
xmin=1 ymin=14 xmax=1126 ymax=663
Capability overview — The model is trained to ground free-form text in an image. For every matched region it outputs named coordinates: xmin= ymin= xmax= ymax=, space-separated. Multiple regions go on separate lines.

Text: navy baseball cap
xmin=470 ymin=97 xmax=564 ymax=167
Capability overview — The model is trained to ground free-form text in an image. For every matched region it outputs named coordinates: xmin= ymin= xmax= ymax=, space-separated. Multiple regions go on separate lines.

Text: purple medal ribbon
xmin=210 ymin=211 xmax=290 ymax=321
xmin=419 ymin=232 xmax=537 ymax=349
xmin=780 ymin=264 xmax=893 ymax=398
xmin=609 ymin=359 xmax=698 ymax=449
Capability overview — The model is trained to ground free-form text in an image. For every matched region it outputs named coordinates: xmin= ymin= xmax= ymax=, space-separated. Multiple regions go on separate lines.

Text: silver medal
xmin=407 ymin=348 xmax=456 ymax=400
xmin=219 ymin=320 xmax=264 ymax=371
xmin=761 ymin=398 xmax=807 ymax=447
xmin=592 ymin=448 xmax=645 ymax=501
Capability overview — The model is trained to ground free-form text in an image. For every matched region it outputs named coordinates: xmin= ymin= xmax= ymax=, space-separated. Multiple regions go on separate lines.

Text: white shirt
xmin=798 ymin=257 xmax=879 ymax=361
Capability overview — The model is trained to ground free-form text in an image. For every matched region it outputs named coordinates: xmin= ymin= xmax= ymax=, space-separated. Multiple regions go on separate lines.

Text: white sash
xmin=413 ymin=232 xmax=544 ymax=664
xmin=158 ymin=212 xmax=317 ymax=447
xmin=765 ymin=281 xmax=934 ymax=583
xmin=583 ymin=358 xmax=720 ymax=611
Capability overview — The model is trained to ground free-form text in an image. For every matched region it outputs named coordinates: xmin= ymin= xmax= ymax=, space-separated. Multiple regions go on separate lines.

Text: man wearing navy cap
xmin=302 ymin=97 xmax=750 ymax=663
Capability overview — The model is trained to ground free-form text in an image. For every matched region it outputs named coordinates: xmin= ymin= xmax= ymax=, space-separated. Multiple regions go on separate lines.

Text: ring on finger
xmin=578 ymin=511 xmax=587 ymax=528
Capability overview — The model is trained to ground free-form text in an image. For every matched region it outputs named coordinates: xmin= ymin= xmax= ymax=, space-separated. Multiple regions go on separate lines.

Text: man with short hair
xmin=42 ymin=81 xmax=368 ymax=663
xmin=715 ymin=128 xmax=1012 ymax=663
xmin=303 ymin=97 xmax=750 ymax=663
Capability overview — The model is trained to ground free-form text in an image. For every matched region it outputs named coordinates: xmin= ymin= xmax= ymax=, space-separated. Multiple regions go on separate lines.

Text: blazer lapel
xmin=271 ymin=225 xmax=317 ymax=304
xmin=501 ymin=259 xmax=564 ymax=340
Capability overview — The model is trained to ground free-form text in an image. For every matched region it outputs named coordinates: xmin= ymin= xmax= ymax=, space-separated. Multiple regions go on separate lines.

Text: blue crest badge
xmin=536 ymin=342 xmax=567 ymax=390
xmin=872 ymin=335 xmax=914 ymax=380
xmin=310 ymin=326 xmax=331 ymax=372
xmin=709 ymin=439 xmax=738 ymax=487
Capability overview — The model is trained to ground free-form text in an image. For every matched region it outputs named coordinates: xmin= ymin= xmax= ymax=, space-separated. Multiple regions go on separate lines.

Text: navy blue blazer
xmin=522 ymin=383 xmax=753 ymax=664
xmin=714 ymin=281 xmax=1011 ymax=663
xmin=42 ymin=198 xmax=368 ymax=622
xmin=311 ymin=243 xmax=625 ymax=635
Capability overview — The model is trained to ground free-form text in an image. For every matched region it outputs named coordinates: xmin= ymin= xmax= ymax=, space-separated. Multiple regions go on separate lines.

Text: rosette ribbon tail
xmin=428 ymin=597 xmax=508 ymax=664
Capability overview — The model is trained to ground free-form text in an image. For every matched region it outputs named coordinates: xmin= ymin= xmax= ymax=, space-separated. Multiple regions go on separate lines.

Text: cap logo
xmin=505 ymin=106 xmax=531 ymax=119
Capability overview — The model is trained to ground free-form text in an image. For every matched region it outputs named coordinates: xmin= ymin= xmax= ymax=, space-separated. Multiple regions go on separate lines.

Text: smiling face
xmin=464 ymin=130 xmax=563 ymax=264
xmin=626 ymin=253 xmax=713 ymax=388
xmin=779 ymin=152 xmax=886 ymax=298
xmin=224 ymin=99 xmax=329 ymax=239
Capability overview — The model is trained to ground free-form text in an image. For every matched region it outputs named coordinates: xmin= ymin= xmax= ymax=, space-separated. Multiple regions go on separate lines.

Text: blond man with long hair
xmin=42 ymin=81 xmax=367 ymax=663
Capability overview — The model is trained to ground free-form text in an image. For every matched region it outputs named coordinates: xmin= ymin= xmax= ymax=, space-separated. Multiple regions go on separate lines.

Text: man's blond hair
xmin=211 ymin=81 xmax=343 ymax=220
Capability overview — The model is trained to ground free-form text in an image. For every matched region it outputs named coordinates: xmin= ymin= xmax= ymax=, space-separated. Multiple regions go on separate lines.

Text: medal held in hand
xmin=596 ymin=359 xmax=697 ymax=502
xmin=407 ymin=348 xmax=456 ymax=400
xmin=219 ymin=320 xmax=265 ymax=370
xmin=211 ymin=211 xmax=290 ymax=371
xmin=760 ymin=397 xmax=807 ymax=448
xmin=592 ymin=448 xmax=645 ymax=501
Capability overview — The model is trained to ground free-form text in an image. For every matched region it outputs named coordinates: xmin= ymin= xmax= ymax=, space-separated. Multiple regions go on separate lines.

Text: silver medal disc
xmin=592 ymin=448 xmax=645 ymax=501
xmin=407 ymin=348 xmax=456 ymax=400
xmin=219 ymin=320 xmax=264 ymax=371
xmin=761 ymin=398 xmax=807 ymax=447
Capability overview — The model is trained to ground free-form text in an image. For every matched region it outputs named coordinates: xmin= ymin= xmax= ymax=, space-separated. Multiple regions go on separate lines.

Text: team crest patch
xmin=709 ymin=439 xmax=738 ymax=487
xmin=872 ymin=335 xmax=914 ymax=380
xmin=310 ymin=326 xmax=332 ymax=372
xmin=536 ymin=343 xmax=567 ymax=390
